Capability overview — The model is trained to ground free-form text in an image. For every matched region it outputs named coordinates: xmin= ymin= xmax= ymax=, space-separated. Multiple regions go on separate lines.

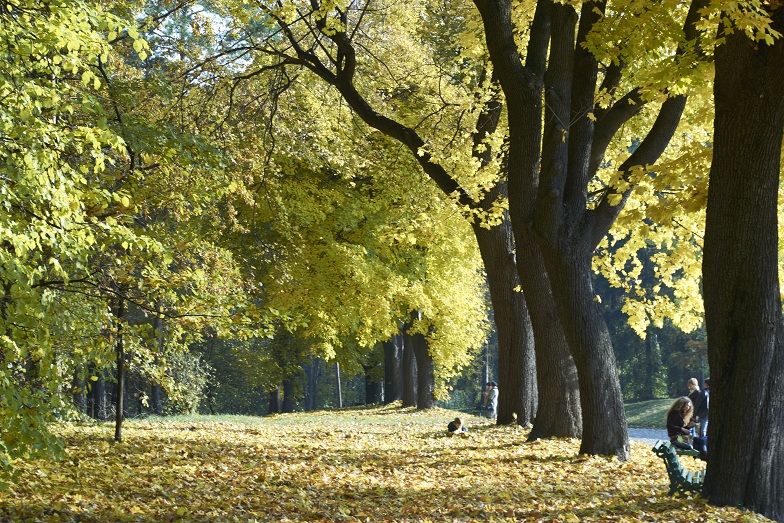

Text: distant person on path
xmin=447 ymin=417 xmax=469 ymax=437
xmin=483 ymin=381 xmax=498 ymax=419
xmin=667 ymin=397 xmax=707 ymax=459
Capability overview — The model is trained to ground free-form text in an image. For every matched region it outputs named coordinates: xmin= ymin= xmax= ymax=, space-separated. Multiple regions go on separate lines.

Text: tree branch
xmin=586 ymin=0 xmax=711 ymax=249
xmin=564 ymin=0 xmax=607 ymax=217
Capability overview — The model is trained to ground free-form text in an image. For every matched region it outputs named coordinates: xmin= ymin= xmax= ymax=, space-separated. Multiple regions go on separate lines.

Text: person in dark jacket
xmin=686 ymin=377 xmax=709 ymax=437
xmin=695 ymin=378 xmax=710 ymax=437
xmin=666 ymin=396 xmax=707 ymax=459
xmin=447 ymin=417 xmax=468 ymax=437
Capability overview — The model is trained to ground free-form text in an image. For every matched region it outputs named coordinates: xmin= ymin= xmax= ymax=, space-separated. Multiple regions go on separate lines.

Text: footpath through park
xmin=628 ymin=427 xmax=665 ymax=446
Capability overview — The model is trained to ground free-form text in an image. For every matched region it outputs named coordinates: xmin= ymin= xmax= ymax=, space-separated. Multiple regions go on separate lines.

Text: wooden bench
xmin=652 ymin=440 xmax=705 ymax=496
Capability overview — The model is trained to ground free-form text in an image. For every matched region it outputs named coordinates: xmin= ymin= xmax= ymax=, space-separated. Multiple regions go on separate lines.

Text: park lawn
xmin=624 ymin=399 xmax=674 ymax=429
xmin=0 ymin=404 xmax=769 ymax=523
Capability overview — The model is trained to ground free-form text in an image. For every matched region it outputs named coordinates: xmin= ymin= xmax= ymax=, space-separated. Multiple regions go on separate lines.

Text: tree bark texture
xmin=401 ymin=326 xmax=418 ymax=408
xmin=543 ymin=248 xmax=628 ymax=456
xmin=409 ymin=311 xmax=437 ymax=410
xmin=89 ymin=370 xmax=108 ymax=420
xmin=518 ymin=237 xmax=582 ymax=440
xmin=383 ymin=335 xmax=402 ymax=404
xmin=702 ymin=11 xmax=784 ymax=519
xmin=268 ymin=387 xmax=280 ymax=414
xmin=363 ymin=364 xmax=382 ymax=404
xmin=282 ymin=380 xmax=295 ymax=413
xmin=472 ymin=209 xmax=537 ymax=426
xmin=473 ymin=0 xmax=705 ymax=457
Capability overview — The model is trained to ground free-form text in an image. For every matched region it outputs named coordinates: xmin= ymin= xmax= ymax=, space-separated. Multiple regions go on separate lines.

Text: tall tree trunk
xmin=643 ymin=327 xmax=658 ymax=400
xmin=541 ymin=250 xmax=628 ymax=457
xmin=383 ymin=334 xmax=402 ymax=404
xmin=113 ymin=295 xmax=125 ymax=443
xmin=401 ymin=327 xmax=417 ymax=408
xmin=480 ymin=341 xmax=489 ymax=398
xmin=151 ymin=301 xmax=164 ymax=416
xmin=363 ymin=363 xmax=381 ymax=404
xmin=306 ymin=357 xmax=319 ymax=411
xmin=72 ymin=370 xmax=87 ymax=415
xmin=409 ymin=311 xmax=437 ymax=410
xmin=268 ymin=387 xmax=280 ymax=415
xmin=472 ymin=211 xmax=537 ymax=426
xmin=519 ymin=239 xmax=582 ymax=440
xmin=90 ymin=371 xmax=108 ymax=420
xmin=702 ymin=12 xmax=784 ymax=519
xmin=335 ymin=362 xmax=343 ymax=409
xmin=282 ymin=380 xmax=295 ymax=413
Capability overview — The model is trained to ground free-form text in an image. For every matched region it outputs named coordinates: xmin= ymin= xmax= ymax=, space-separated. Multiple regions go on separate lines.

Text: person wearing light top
xmin=483 ymin=381 xmax=498 ymax=419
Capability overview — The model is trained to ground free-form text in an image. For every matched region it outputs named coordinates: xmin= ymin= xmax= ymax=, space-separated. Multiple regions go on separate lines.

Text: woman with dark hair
xmin=666 ymin=396 xmax=707 ymax=459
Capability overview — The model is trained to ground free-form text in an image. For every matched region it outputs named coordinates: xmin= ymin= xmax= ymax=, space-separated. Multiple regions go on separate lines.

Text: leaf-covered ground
xmin=0 ymin=405 xmax=772 ymax=522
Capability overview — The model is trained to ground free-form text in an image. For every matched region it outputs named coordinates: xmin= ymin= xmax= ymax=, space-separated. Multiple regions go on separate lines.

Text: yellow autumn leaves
xmin=0 ymin=405 xmax=773 ymax=522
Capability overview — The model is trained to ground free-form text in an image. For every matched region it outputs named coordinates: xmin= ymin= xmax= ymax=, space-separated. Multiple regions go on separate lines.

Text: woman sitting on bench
xmin=667 ymin=397 xmax=708 ymax=460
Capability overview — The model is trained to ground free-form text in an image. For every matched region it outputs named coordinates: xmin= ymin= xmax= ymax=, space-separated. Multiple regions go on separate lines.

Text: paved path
xmin=628 ymin=427 xmax=665 ymax=446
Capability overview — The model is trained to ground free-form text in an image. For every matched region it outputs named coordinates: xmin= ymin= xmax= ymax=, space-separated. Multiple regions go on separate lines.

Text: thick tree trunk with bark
xmin=282 ymin=380 xmax=295 ymax=413
xmin=401 ymin=327 xmax=417 ymax=407
xmin=268 ymin=387 xmax=280 ymax=414
xmin=702 ymin=13 xmax=784 ymax=519
xmin=518 ymin=238 xmax=582 ymax=440
xmin=72 ymin=370 xmax=87 ymax=414
xmin=543 ymin=249 xmax=628 ymax=456
xmin=89 ymin=370 xmax=108 ymax=420
xmin=409 ymin=312 xmax=437 ymax=410
xmin=383 ymin=335 xmax=402 ymax=404
xmin=472 ymin=213 xmax=536 ymax=426
xmin=363 ymin=363 xmax=382 ymax=404
xmin=473 ymin=0 xmax=705 ymax=458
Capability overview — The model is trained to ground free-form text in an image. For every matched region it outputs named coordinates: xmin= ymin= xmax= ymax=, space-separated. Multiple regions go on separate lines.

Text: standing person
xmin=695 ymin=378 xmax=710 ymax=437
xmin=483 ymin=381 xmax=498 ymax=419
xmin=686 ymin=378 xmax=703 ymax=435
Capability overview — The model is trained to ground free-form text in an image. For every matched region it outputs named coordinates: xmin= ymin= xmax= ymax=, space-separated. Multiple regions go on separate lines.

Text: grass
xmin=624 ymin=399 xmax=674 ymax=429
xmin=0 ymin=403 xmax=771 ymax=523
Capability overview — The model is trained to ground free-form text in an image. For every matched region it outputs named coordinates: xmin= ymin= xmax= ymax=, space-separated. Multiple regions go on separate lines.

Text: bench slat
xmin=651 ymin=440 xmax=705 ymax=497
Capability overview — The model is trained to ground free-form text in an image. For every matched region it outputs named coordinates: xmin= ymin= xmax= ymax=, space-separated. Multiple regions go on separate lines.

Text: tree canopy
xmin=3 ymin=0 xmax=784 ymax=518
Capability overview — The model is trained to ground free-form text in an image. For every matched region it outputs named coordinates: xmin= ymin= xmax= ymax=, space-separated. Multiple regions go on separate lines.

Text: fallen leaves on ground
xmin=0 ymin=405 xmax=772 ymax=522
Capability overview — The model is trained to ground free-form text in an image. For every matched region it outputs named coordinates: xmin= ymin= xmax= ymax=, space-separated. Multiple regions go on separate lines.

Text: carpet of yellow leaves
xmin=0 ymin=405 xmax=773 ymax=522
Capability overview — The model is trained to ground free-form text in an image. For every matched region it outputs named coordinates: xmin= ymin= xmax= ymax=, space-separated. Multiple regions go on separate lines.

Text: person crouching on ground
xmin=447 ymin=417 xmax=469 ymax=437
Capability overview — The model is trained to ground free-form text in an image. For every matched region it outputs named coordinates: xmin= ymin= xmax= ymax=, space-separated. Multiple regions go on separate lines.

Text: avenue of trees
xmin=1 ymin=0 xmax=783 ymax=519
